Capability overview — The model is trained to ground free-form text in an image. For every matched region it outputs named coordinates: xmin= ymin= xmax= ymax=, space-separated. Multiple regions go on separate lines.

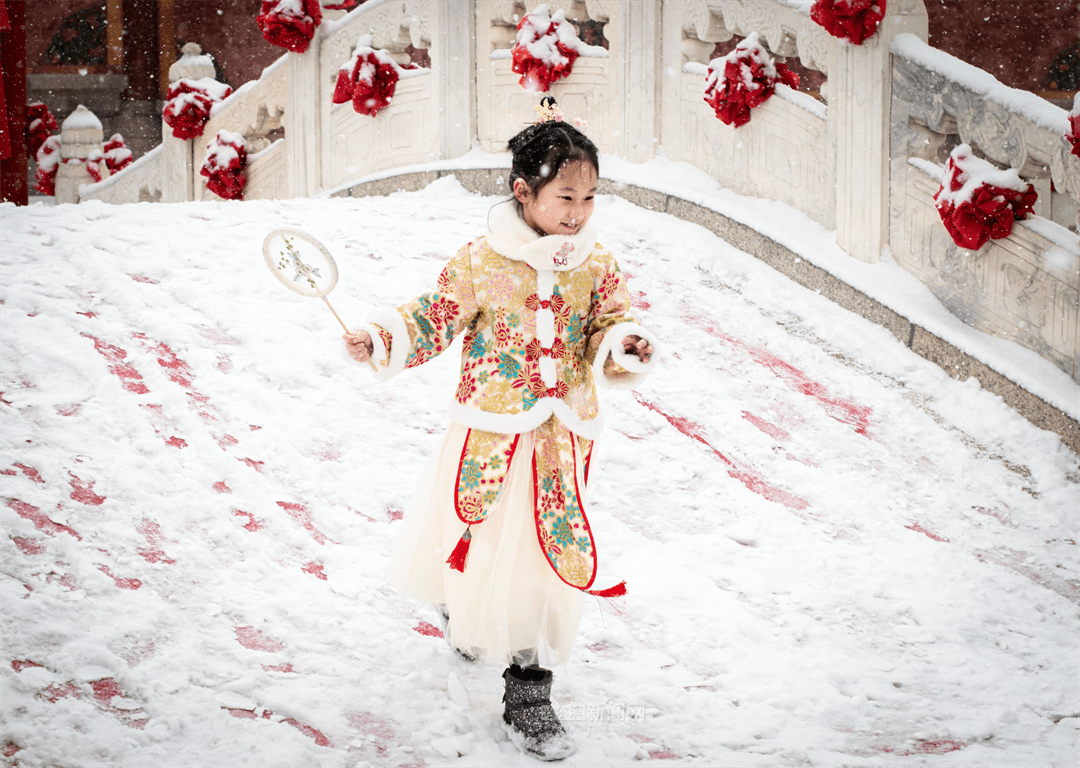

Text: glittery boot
xmin=501 ymin=664 xmax=577 ymax=761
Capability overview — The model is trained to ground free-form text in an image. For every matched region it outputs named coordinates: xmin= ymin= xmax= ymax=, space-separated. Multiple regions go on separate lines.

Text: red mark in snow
xmin=8 ymin=499 xmax=81 ymax=539
xmin=387 ymin=508 xmax=403 ymax=522
xmin=885 ymin=739 xmax=967 ymax=756
xmin=9 ymin=463 xmax=45 ymax=483
xmin=69 ymin=474 xmax=106 ymax=506
xmin=138 ymin=519 xmax=176 ymax=561
xmin=686 ymin=314 xmax=873 ymax=435
xmin=250 ymin=424 xmax=262 ymax=431
xmin=166 ymin=436 xmax=187 ymax=448
xmin=226 ymin=708 xmax=258 ymax=719
xmin=414 ymin=621 xmax=443 ymax=638
xmin=631 ymin=291 xmax=651 ymax=311
xmin=239 ymin=458 xmax=265 ymax=472
xmin=12 ymin=660 xmax=44 ymax=672
xmin=77 ymin=311 xmax=97 ymax=318
xmin=636 ymin=397 xmax=808 ymax=510
xmin=302 ymin=562 xmax=327 ymax=580
xmin=234 ymin=510 xmax=262 ymax=532
xmin=90 ymin=678 xmax=122 ymax=707
xmin=139 ymin=550 xmax=175 ymax=564
xmin=56 ymin=403 xmax=82 ymax=416
xmin=82 ymin=334 xmax=149 ymax=394
xmin=3 ymin=743 xmax=20 ymax=758
xmin=132 ymin=334 xmax=194 ymax=389
xmin=235 ymin=626 xmax=284 ymax=652
xmin=906 ymin=523 xmax=948 ymax=542
xmin=129 ymin=274 xmax=158 ymax=284
xmin=213 ymin=481 xmax=232 ymax=494
xmin=45 ymin=682 xmax=81 ymax=703
xmin=976 ymin=549 xmax=1079 ymax=604
xmin=96 ymin=565 xmax=143 ymax=590
xmin=276 ymin=502 xmax=336 ymax=545
xmin=216 ymin=354 xmax=233 ymax=373
xmin=348 ymin=712 xmax=395 ymax=757
xmin=283 ymin=718 xmax=333 ymax=747
xmin=12 ymin=537 xmax=46 ymax=555
xmin=974 ymin=506 xmax=1015 ymax=527
xmin=216 ymin=434 xmax=238 ymax=449
xmin=263 ymin=663 xmax=296 ymax=673
xmin=741 ymin=411 xmax=791 ymax=442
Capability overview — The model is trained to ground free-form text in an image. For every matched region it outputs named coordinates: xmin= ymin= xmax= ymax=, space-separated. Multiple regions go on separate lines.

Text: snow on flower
xmin=933 ymin=143 xmax=1037 ymax=250
xmin=511 ymin=4 xmax=587 ymax=92
xmin=200 ymin=130 xmax=248 ymax=201
xmin=33 ymin=135 xmax=61 ymax=196
xmin=332 ymin=34 xmax=416 ymax=117
xmin=26 ymin=103 xmax=58 ymax=157
xmin=256 ymin=0 xmax=323 ymax=54
xmin=163 ymin=78 xmax=233 ymax=140
xmin=810 ymin=0 xmax=886 ymax=45
xmin=704 ymin=32 xmax=800 ymax=128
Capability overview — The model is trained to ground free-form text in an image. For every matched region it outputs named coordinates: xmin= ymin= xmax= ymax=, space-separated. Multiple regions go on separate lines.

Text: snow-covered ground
xmin=2 ymin=178 xmax=1078 ymax=767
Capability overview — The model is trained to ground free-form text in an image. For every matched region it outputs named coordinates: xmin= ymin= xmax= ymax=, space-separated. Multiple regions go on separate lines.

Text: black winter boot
xmin=502 ymin=665 xmax=576 ymax=761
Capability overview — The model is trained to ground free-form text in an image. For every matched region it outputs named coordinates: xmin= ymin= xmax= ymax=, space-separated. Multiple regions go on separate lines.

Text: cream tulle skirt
xmin=390 ymin=423 xmax=584 ymax=667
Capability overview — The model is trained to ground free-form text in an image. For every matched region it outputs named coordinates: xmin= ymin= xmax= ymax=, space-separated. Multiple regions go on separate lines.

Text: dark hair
xmin=507 ymin=99 xmax=599 ymax=203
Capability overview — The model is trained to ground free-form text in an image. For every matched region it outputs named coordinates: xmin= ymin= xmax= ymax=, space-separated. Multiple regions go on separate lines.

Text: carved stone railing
xmin=64 ymin=0 xmax=1080 ymax=385
xmin=890 ymin=36 xmax=1080 ymax=383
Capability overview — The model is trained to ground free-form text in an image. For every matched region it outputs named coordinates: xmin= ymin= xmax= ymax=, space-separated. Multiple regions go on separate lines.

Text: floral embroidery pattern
xmin=454 ymin=429 xmax=521 ymax=524
xmin=532 ymin=418 xmax=596 ymax=589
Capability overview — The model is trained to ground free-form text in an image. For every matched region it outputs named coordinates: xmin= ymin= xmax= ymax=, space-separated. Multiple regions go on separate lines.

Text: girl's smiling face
xmin=514 ymin=161 xmax=597 ymax=238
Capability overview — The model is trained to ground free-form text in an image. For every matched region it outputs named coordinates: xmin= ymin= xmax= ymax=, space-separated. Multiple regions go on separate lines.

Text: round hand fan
xmin=262 ymin=228 xmax=375 ymax=370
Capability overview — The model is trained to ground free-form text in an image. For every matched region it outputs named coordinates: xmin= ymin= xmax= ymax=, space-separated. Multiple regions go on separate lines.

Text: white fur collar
xmin=485 ymin=200 xmax=596 ymax=271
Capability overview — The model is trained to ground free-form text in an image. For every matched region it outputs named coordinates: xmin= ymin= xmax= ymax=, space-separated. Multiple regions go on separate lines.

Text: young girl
xmin=343 ymin=108 xmax=658 ymax=761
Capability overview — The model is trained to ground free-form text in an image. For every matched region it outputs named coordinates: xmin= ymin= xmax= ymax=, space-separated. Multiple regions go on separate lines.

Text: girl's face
xmin=514 ymin=160 xmax=597 ymax=238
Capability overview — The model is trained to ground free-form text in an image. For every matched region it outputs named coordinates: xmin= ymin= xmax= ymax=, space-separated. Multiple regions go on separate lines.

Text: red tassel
xmin=446 ymin=527 xmax=472 ymax=572
xmin=586 ymin=581 xmax=626 ymax=598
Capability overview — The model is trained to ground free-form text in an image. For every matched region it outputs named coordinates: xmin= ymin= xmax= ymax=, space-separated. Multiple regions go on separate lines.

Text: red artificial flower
xmin=1066 ymin=96 xmax=1080 ymax=157
xmin=256 ymin=0 xmax=323 ymax=54
xmin=34 ymin=135 xmax=61 ymax=196
xmin=511 ymin=6 xmax=583 ymax=92
xmin=704 ymin=33 xmax=799 ymax=128
xmin=103 ymin=133 xmax=133 ymax=174
xmin=200 ymin=130 xmax=247 ymax=200
xmin=933 ymin=145 xmax=1037 ymax=250
xmin=332 ymin=36 xmax=401 ymax=117
xmin=810 ymin=0 xmax=886 ymax=45
xmin=26 ymin=103 xmax=58 ymax=157
xmin=163 ymin=79 xmax=232 ymax=140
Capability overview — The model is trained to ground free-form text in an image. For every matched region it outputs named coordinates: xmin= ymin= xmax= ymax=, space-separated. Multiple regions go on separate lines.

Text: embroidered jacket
xmin=356 ymin=202 xmax=660 ymax=591
xmin=358 ymin=201 xmax=659 ymax=440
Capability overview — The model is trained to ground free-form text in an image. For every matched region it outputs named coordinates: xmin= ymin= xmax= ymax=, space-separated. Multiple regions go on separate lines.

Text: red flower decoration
xmin=256 ymin=0 xmax=322 ymax=54
xmin=83 ymin=150 xmax=107 ymax=183
xmin=1066 ymin=94 xmax=1080 ymax=158
xmin=103 ymin=133 xmax=133 ymax=174
xmin=200 ymin=130 xmax=247 ymax=200
xmin=810 ymin=0 xmax=886 ymax=45
xmin=511 ymin=5 xmax=585 ymax=92
xmin=26 ymin=103 xmax=58 ymax=157
xmin=704 ymin=32 xmax=799 ymax=128
xmin=332 ymin=34 xmax=403 ymax=117
xmin=34 ymin=135 xmax=61 ymax=196
xmin=163 ymin=78 xmax=232 ymax=140
xmin=933 ymin=144 xmax=1037 ymax=250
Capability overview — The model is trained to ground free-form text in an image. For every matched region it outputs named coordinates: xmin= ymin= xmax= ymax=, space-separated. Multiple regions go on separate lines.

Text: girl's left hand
xmin=621 ymin=335 xmax=653 ymax=363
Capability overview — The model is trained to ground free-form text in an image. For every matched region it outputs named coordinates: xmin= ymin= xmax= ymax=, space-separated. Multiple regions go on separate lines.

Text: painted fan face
xmin=262 ymin=229 xmax=339 ymax=298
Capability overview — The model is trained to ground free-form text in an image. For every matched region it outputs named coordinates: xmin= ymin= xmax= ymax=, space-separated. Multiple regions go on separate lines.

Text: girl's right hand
xmin=343 ymin=330 xmax=374 ymax=363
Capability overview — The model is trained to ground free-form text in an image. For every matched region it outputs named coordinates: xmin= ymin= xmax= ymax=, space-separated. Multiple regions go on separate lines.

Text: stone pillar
xmin=828 ymin=0 xmax=928 ymax=263
xmin=287 ymin=42 xmax=322 ymax=198
xmin=55 ymin=106 xmax=106 ymax=205
xmin=161 ymin=43 xmax=217 ymax=203
xmin=620 ymin=0 xmax=661 ymax=163
xmin=435 ymin=0 xmax=475 ymax=160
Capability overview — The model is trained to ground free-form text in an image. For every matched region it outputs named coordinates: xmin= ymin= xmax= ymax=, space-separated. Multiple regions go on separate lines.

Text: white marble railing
xmin=71 ymin=0 xmax=1078 ymax=382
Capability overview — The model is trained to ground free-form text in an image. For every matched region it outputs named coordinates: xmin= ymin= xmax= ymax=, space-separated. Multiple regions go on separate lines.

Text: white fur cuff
xmin=592 ymin=322 xmax=660 ymax=391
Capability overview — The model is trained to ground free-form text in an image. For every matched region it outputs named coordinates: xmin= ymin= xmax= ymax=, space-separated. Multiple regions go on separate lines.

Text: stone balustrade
xmin=64 ymin=0 xmax=1077 ymax=388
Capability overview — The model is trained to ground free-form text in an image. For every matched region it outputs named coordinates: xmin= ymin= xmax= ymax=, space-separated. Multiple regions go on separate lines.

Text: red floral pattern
xmin=256 ymin=0 xmax=322 ymax=54
xmin=933 ymin=145 xmax=1037 ymax=250
xmin=704 ymin=32 xmax=799 ymax=128
xmin=810 ymin=0 xmax=886 ymax=45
